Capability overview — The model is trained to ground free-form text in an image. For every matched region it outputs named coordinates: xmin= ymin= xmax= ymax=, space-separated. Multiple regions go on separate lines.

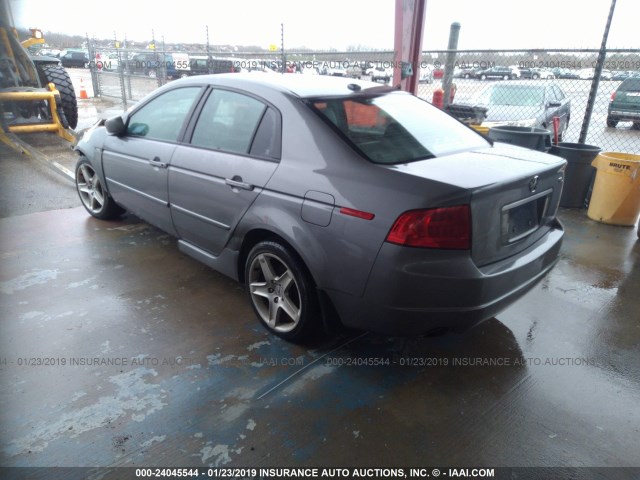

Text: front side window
xmin=191 ymin=89 xmax=267 ymax=154
xmin=310 ymin=92 xmax=489 ymax=164
xmin=126 ymin=87 xmax=201 ymax=142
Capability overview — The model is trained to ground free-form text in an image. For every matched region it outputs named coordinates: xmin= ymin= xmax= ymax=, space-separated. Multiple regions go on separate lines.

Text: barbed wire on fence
xmin=85 ymin=45 xmax=640 ymax=154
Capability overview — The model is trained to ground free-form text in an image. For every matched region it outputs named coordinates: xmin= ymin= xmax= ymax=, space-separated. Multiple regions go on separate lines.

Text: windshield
xmin=476 ymin=85 xmax=545 ymax=107
xmin=309 ymin=92 xmax=489 ymax=164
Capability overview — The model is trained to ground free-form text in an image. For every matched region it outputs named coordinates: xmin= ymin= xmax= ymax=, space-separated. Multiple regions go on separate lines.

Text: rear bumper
xmin=330 ymin=220 xmax=564 ymax=335
xmin=608 ymin=108 xmax=640 ymax=120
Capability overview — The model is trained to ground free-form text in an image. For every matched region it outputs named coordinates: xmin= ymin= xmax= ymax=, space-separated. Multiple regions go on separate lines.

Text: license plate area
xmin=501 ymin=189 xmax=552 ymax=244
xmin=623 ymin=92 xmax=640 ymax=103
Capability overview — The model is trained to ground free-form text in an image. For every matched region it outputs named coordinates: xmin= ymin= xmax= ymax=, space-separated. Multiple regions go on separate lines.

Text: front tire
xmin=632 ymin=122 xmax=640 ymax=130
xmin=480 ymin=74 xmax=487 ymax=80
xmin=245 ymin=241 xmax=320 ymax=343
xmin=75 ymin=157 xmax=124 ymax=220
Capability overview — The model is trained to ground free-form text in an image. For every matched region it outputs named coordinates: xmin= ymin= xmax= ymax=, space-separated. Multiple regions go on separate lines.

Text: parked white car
xmin=578 ymin=68 xmax=595 ymax=80
xmin=368 ymin=66 xmax=392 ymax=82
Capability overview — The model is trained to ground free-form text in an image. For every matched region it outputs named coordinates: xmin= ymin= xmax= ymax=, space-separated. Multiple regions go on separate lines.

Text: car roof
xmin=175 ymin=72 xmax=392 ymax=98
xmin=619 ymin=77 xmax=640 ymax=90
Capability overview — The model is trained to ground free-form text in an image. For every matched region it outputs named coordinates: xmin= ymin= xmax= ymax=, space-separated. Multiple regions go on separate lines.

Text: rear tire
xmin=632 ymin=122 xmax=640 ymax=130
xmin=606 ymin=117 xmax=618 ymax=128
xmin=39 ymin=64 xmax=79 ymax=129
xmin=75 ymin=157 xmax=124 ymax=220
xmin=245 ymin=240 xmax=320 ymax=343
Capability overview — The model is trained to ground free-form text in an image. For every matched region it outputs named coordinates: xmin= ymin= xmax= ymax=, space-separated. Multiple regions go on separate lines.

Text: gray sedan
xmin=473 ymin=83 xmax=571 ymax=140
xmin=74 ymin=74 xmax=565 ymax=343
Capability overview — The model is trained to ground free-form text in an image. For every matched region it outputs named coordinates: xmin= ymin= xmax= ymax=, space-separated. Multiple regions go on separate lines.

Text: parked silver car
xmin=472 ymin=82 xmax=571 ymax=139
xmin=74 ymin=74 xmax=565 ymax=342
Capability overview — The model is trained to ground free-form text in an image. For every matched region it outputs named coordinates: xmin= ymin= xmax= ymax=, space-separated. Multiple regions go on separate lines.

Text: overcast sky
xmin=8 ymin=0 xmax=637 ymax=50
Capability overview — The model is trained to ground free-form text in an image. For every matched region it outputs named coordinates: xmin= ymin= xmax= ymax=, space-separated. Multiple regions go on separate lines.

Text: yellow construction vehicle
xmin=0 ymin=1 xmax=78 ymax=153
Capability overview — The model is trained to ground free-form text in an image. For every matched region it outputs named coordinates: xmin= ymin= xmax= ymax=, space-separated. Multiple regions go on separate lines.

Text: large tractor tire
xmin=39 ymin=64 xmax=78 ymax=129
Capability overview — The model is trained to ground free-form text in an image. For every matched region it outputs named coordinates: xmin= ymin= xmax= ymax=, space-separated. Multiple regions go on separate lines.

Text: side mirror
xmin=105 ymin=116 xmax=126 ymax=136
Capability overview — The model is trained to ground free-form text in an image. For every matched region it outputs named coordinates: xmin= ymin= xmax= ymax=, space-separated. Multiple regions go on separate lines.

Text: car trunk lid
xmin=387 ymin=144 xmax=566 ymax=267
xmin=613 ymin=80 xmax=640 ymax=113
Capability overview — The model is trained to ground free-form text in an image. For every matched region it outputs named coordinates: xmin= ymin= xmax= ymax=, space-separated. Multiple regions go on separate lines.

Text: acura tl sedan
xmin=471 ymin=83 xmax=571 ymax=139
xmin=74 ymin=74 xmax=565 ymax=343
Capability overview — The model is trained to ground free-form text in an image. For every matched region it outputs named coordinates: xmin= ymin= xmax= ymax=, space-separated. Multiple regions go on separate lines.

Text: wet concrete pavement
xmin=0 ymin=203 xmax=639 ymax=473
xmin=1 ymin=94 xmax=639 ymax=475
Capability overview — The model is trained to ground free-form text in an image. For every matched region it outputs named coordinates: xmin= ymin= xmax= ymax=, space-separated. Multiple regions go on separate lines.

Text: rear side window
xmin=249 ymin=107 xmax=281 ymax=159
xmin=191 ymin=89 xmax=267 ymax=154
xmin=310 ymin=92 xmax=489 ymax=164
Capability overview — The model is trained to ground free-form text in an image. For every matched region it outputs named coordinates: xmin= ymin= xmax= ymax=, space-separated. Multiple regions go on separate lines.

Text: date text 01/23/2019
xmin=133 ymin=467 xmax=496 ymax=478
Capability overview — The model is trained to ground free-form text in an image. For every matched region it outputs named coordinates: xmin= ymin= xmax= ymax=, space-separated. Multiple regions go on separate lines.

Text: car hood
xmin=482 ymin=104 xmax=543 ymax=122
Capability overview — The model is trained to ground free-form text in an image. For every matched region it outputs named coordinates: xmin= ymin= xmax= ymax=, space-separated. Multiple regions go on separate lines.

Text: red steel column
xmin=393 ymin=0 xmax=427 ymax=94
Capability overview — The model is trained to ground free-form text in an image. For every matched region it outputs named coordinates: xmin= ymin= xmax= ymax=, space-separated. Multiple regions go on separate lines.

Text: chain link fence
xmin=86 ymin=45 xmax=640 ymax=154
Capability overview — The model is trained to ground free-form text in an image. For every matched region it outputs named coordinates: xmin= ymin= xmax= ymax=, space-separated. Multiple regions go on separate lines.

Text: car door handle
xmin=225 ymin=177 xmax=254 ymax=191
xmin=149 ymin=157 xmax=167 ymax=169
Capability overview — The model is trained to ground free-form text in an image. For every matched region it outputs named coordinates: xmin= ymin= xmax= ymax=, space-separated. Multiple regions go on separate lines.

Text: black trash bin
xmin=488 ymin=126 xmax=552 ymax=152
xmin=549 ymin=142 xmax=601 ymax=208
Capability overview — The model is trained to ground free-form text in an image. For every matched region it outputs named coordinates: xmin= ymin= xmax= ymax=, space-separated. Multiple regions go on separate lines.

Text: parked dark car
xmin=74 ymin=74 xmax=565 ymax=343
xmin=176 ymin=56 xmax=236 ymax=77
xmin=551 ymin=68 xmax=580 ymax=79
xmin=610 ymin=71 xmax=640 ymax=81
xmin=519 ymin=67 xmax=555 ymax=80
xmin=124 ymin=52 xmax=178 ymax=78
xmin=475 ymin=66 xmax=519 ymax=80
xmin=60 ymin=50 xmax=89 ymax=68
xmin=607 ymin=77 xmax=640 ymax=129
xmin=455 ymin=66 xmax=483 ymax=79
xmin=470 ymin=82 xmax=571 ymax=139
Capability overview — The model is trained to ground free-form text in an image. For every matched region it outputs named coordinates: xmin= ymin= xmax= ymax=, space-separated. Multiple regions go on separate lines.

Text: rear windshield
xmin=309 ymin=92 xmax=489 ymax=164
xmin=619 ymin=78 xmax=640 ymax=92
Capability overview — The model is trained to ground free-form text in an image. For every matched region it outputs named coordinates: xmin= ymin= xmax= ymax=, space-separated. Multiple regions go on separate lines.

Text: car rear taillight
xmin=386 ymin=205 xmax=471 ymax=249
xmin=611 ymin=91 xmax=616 ymax=101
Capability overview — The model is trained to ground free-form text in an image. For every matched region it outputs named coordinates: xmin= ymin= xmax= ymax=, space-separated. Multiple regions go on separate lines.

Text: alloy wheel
xmin=248 ymin=252 xmax=302 ymax=333
xmin=76 ymin=163 xmax=105 ymax=215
